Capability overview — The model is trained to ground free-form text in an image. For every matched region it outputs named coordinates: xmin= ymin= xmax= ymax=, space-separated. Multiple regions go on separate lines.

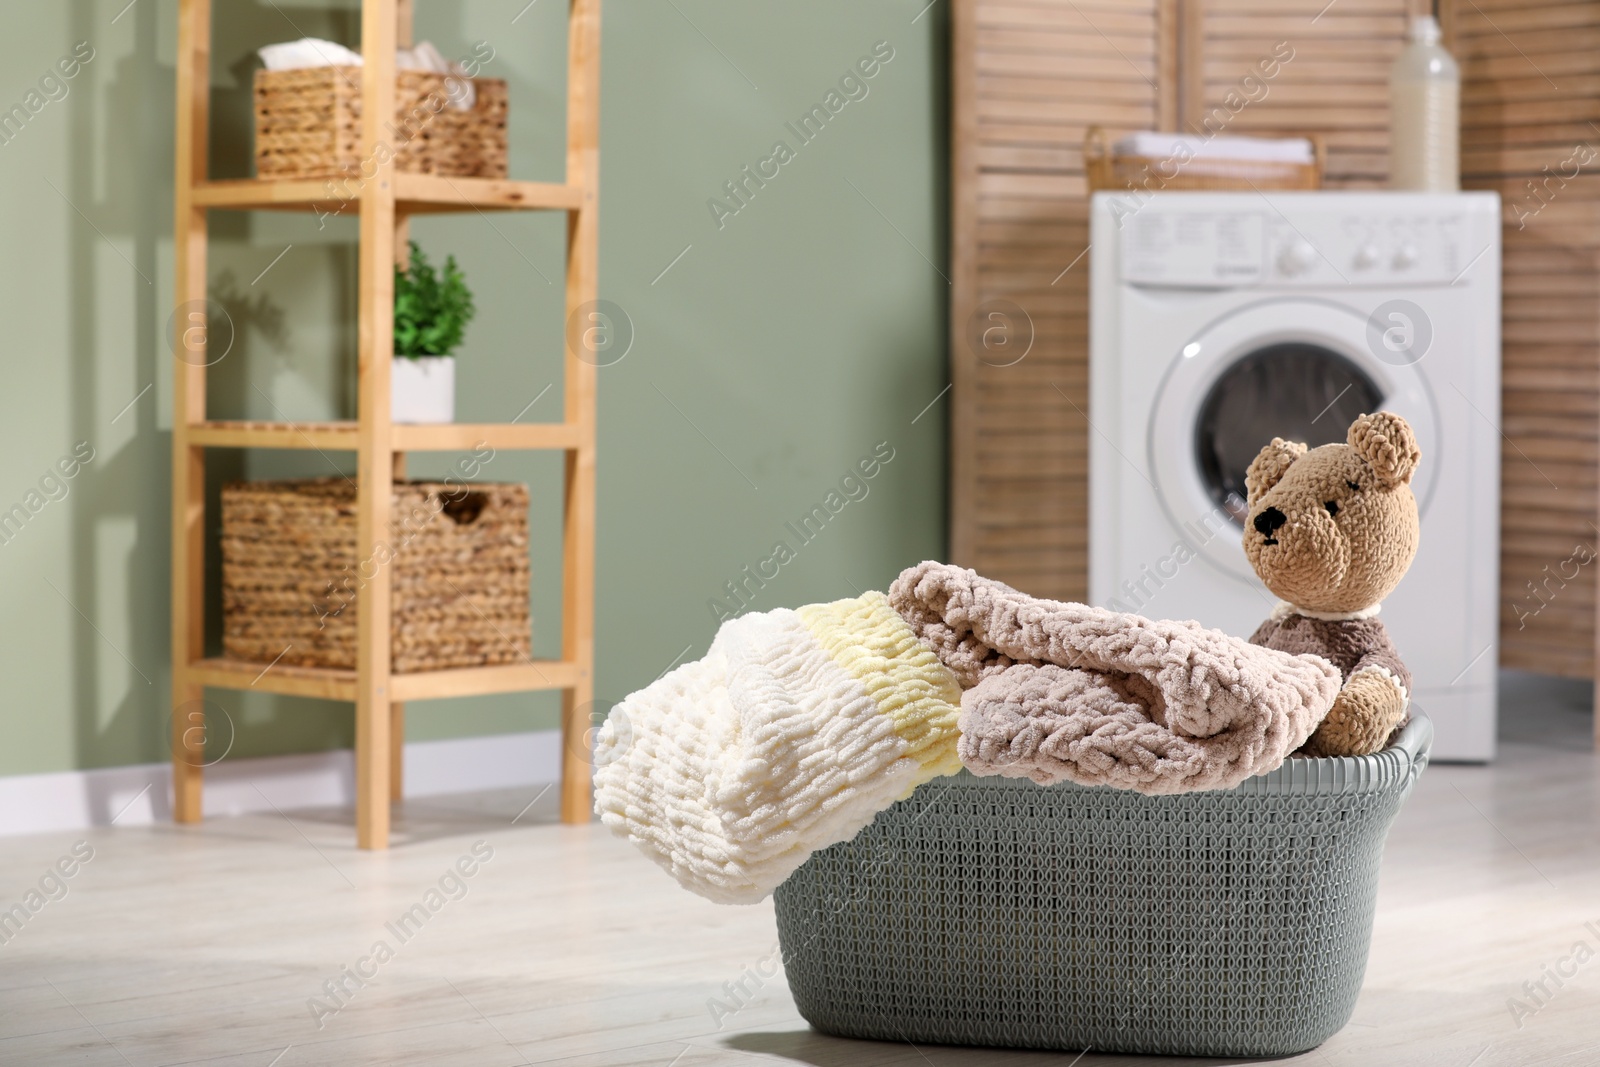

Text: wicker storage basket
xmin=1084 ymin=125 xmax=1323 ymax=193
xmin=221 ymin=478 xmax=530 ymax=673
xmin=775 ymin=713 xmax=1432 ymax=1058
xmin=254 ymin=67 xmax=508 ymax=180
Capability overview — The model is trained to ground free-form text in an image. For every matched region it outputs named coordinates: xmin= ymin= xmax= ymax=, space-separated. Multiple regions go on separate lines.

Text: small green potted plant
xmin=392 ymin=241 xmax=476 ymax=424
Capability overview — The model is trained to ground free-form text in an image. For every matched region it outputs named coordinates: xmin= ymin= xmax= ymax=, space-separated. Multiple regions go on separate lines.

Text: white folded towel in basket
xmin=257 ymin=38 xmax=476 ymax=109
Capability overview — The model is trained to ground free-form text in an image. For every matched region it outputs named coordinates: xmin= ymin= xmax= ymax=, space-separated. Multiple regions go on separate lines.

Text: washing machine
xmin=1089 ymin=191 xmax=1500 ymax=761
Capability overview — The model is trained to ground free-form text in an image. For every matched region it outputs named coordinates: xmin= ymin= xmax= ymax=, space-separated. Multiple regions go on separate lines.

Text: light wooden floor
xmin=2 ymin=671 xmax=1597 ymax=1067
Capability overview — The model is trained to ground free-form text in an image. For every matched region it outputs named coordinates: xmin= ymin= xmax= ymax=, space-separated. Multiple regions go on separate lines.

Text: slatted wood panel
xmin=1188 ymin=0 xmax=1425 ymax=185
xmin=1447 ymin=0 xmax=1600 ymax=680
xmin=951 ymin=0 xmax=1174 ymax=601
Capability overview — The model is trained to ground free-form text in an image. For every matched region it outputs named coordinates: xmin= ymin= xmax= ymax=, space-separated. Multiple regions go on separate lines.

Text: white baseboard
xmin=0 ymin=729 xmax=562 ymax=838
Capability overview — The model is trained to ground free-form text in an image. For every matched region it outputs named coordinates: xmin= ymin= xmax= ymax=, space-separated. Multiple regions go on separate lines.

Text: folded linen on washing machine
xmin=889 ymin=562 xmax=1342 ymax=794
xmin=1113 ymin=130 xmax=1316 ymax=163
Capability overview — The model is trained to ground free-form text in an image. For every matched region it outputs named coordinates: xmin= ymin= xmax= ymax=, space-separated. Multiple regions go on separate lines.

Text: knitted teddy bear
xmin=1243 ymin=411 xmax=1421 ymax=758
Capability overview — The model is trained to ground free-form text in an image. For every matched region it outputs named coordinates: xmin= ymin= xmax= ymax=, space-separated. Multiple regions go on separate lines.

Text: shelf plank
xmin=392 ymin=422 xmax=583 ymax=451
xmin=394 ymin=174 xmax=584 ymax=213
xmin=187 ymin=420 xmax=582 ymax=452
xmin=190 ymin=176 xmax=582 ymax=215
xmin=189 ymin=421 xmax=359 ymax=450
xmin=192 ymin=657 xmax=581 ymax=702
xmin=191 ymin=178 xmax=338 ymax=211
xmin=390 ymin=660 xmax=583 ymax=701
xmin=191 ymin=657 xmax=357 ymax=701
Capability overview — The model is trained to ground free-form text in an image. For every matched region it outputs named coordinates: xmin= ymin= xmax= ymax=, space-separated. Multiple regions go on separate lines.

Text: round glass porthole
xmin=1194 ymin=342 xmax=1383 ymax=526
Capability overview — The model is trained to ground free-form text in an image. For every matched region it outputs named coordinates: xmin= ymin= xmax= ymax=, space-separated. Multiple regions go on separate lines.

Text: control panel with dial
xmin=1120 ymin=202 xmax=1480 ymax=288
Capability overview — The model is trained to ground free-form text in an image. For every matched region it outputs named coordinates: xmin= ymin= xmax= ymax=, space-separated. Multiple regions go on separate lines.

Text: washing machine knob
xmin=1393 ymin=243 xmax=1420 ymax=269
xmin=1278 ymin=239 xmax=1317 ymax=276
xmin=1353 ymin=243 xmax=1381 ymax=269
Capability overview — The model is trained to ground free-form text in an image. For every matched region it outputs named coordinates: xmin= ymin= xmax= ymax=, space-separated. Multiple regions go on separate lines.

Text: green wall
xmin=0 ymin=0 xmax=949 ymax=776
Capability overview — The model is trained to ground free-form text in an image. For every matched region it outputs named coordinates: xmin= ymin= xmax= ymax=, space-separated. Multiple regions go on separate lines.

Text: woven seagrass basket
xmin=775 ymin=712 xmax=1432 ymax=1058
xmin=1084 ymin=125 xmax=1324 ymax=193
xmin=221 ymin=479 xmax=530 ymax=672
xmin=253 ymin=67 xmax=508 ymax=180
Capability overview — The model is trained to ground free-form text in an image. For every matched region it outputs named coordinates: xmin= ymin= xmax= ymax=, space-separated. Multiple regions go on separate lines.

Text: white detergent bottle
xmin=1389 ymin=14 xmax=1460 ymax=191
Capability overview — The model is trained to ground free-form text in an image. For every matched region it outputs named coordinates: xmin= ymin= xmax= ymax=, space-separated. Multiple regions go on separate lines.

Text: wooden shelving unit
xmin=171 ymin=0 xmax=600 ymax=848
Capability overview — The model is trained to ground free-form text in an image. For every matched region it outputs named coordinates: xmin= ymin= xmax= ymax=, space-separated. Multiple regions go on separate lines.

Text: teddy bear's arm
xmin=1304 ymin=672 xmax=1407 ymax=757
xmin=1303 ymin=620 xmax=1410 ymax=758
xmin=1348 ymin=619 xmax=1412 ymax=701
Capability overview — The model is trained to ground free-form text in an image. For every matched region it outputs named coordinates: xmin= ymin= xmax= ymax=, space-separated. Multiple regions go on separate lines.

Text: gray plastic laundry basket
xmin=774 ymin=711 xmax=1432 ymax=1058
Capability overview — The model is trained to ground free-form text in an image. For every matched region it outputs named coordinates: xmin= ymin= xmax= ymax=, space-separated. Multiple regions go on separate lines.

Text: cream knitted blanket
xmin=889 ymin=562 xmax=1342 ymax=794
xmin=592 ymin=591 xmax=964 ymax=905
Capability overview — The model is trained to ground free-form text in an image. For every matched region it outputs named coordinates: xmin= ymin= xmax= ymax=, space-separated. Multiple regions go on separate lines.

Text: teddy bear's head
xmin=1241 ymin=411 xmax=1420 ymax=615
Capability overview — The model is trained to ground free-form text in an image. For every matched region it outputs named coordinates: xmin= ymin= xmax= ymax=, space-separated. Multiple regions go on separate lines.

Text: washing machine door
xmin=1148 ymin=297 xmax=1439 ymax=583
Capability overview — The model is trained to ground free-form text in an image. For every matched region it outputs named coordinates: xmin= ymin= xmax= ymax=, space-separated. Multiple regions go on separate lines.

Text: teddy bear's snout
xmin=1253 ymin=506 xmax=1287 ymax=542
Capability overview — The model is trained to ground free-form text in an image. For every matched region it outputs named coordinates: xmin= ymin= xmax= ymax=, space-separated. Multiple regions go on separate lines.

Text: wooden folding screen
xmin=950 ymin=0 xmax=1427 ymax=604
xmin=1447 ymin=1 xmax=1600 ymax=680
xmin=949 ymin=0 xmax=1174 ymax=602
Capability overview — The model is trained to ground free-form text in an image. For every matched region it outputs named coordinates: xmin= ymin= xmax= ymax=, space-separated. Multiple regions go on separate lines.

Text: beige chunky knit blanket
xmin=889 ymin=562 xmax=1342 ymax=794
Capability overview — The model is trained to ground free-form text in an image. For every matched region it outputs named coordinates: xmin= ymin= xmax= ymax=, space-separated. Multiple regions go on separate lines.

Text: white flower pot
xmin=392 ymin=355 xmax=455 ymax=424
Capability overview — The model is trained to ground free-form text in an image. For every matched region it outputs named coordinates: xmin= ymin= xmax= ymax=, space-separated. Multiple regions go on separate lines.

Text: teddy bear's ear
xmin=1348 ymin=411 xmax=1421 ymax=487
xmin=1245 ymin=438 xmax=1307 ymax=506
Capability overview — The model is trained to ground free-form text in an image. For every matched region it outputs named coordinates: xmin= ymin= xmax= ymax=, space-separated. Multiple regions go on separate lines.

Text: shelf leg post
xmin=171 ymin=430 xmax=206 ymax=822
xmin=356 ymin=0 xmax=400 ymax=850
xmin=390 ymin=702 xmax=405 ymax=802
xmin=559 ymin=0 xmax=601 ymax=824
xmin=172 ymin=0 xmax=212 ymax=824
xmin=390 ymin=453 xmax=406 ymax=803
xmin=559 ymin=445 xmax=595 ymax=824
